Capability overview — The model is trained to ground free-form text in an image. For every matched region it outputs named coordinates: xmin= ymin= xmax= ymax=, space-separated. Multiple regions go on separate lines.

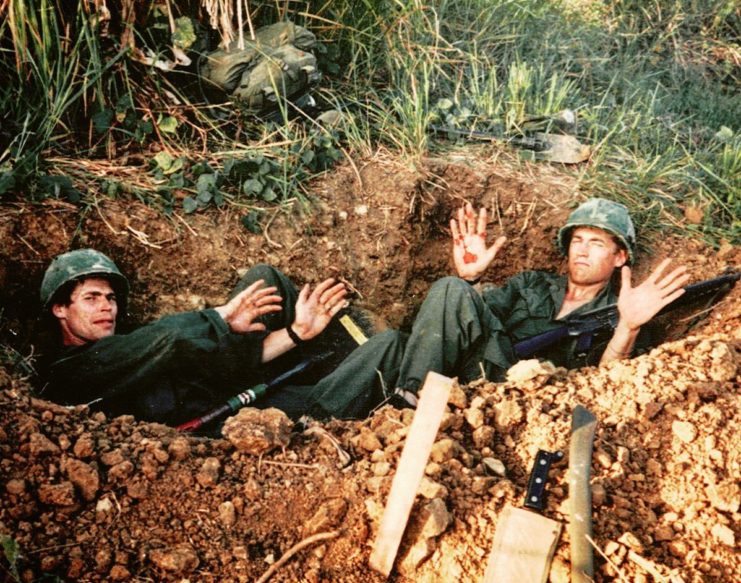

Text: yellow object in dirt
xmin=340 ymin=314 xmax=368 ymax=346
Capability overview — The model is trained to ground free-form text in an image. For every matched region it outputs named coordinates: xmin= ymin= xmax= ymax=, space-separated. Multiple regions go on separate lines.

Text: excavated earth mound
xmin=0 ymin=152 xmax=739 ymax=582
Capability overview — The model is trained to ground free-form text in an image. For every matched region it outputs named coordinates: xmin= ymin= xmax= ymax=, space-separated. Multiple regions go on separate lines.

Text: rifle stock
xmin=513 ymin=270 xmax=739 ymax=360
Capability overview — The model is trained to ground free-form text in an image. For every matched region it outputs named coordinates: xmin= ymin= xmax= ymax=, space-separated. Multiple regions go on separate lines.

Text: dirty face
xmin=52 ymin=277 xmax=118 ymax=346
xmin=567 ymin=226 xmax=627 ymax=286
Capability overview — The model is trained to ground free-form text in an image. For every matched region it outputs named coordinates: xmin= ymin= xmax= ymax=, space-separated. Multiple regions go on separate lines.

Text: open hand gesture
xmin=450 ymin=202 xmax=507 ymax=281
xmin=292 ymin=278 xmax=348 ymax=340
xmin=214 ymin=279 xmax=282 ymax=333
xmin=617 ymin=259 xmax=690 ymax=331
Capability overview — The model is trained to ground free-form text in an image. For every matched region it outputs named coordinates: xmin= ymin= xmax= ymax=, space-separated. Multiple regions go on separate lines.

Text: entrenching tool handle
xmin=369 ymin=372 xmax=453 ymax=577
xmin=568 ymin=405 xmax=598 ymax=583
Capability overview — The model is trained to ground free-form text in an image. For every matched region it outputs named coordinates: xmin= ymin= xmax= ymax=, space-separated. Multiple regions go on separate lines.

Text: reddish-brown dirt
xmin=0 ymin=150 xmax=739 ymax=582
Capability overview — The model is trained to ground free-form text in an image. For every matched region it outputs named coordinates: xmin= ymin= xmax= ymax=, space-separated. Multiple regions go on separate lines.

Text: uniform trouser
xmin=227 ymin=264 xmax=363 ymax=417
xmin=298 ymin=277 xmax=514 ymax=420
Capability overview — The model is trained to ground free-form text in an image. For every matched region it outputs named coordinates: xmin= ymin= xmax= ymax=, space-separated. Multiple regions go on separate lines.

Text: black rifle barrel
xmin=513 ymin=270 xmax=738 ymax=359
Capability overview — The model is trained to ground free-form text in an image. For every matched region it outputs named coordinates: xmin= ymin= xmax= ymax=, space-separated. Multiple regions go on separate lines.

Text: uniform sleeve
xmin=46 ymin=310 xmax=265 ymax=406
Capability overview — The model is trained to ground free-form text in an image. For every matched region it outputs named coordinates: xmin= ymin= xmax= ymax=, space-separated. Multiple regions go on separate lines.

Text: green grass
xmin=0 ymin=0 xmax=738 ymax=243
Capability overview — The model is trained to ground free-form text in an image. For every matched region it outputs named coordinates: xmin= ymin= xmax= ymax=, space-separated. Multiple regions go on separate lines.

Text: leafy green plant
xmin=0 ymin=534 xmax=22 ymax=582
xmin=1 ymin=0 xmax=738 ymax=245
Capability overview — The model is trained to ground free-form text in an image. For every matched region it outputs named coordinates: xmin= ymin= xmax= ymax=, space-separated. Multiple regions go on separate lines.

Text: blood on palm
xmin=463 ymin=251 xmax=477 ymax=264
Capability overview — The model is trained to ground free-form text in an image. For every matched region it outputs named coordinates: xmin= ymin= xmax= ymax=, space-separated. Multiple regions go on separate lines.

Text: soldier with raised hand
xmin=40 ymin=250 xmax=347 ymax=426
xmin=295 ymin=198 xmax=688 ymax=418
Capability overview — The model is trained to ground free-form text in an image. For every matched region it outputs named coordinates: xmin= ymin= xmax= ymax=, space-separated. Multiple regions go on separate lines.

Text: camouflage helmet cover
xmin=40 ymin=249 xmax=129 ymax=310
xmin=557 ymin=198 xmax=636 ymax=263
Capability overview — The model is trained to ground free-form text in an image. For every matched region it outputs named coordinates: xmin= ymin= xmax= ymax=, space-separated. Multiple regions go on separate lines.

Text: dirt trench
xmin=0 ymin=151 xmax=739 ymax=582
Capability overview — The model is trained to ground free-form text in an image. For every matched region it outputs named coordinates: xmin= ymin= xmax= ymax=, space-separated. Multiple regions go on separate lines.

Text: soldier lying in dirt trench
xmin=39 ymin=198 xmax=689 ymax=425
xmin=39 ymin=251 xmax=348 ymax=426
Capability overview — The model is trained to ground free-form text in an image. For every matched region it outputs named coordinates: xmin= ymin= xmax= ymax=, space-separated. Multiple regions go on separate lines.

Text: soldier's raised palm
xmin=450 ymin=203 xmax=506 ymax=281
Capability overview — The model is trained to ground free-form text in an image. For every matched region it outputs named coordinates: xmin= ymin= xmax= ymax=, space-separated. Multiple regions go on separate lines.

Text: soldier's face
xmin=52 ymin=278 xmax=118 ymax=346
xmin=567 ymin=227 xmax=627 ymax=285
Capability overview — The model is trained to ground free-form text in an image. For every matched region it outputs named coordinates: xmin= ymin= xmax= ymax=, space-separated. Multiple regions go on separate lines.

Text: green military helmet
xmin=556 ymin=198 xmax=636 ymax=263
xmin=40 ymin=249 xmax=129 ymax=311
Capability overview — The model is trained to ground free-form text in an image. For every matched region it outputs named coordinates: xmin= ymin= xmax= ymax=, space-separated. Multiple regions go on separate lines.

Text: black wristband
xmin=465 ymin=276 xmax=481 ymax=285
xmin=286 ymin=324 xmax=306 ymax=345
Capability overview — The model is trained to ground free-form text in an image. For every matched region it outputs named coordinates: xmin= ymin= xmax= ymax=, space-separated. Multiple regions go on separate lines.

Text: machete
xmin=483 ymin=449 xmax=564 ymax=583
xmin=568 ymin=405 xmax=598 ymax=583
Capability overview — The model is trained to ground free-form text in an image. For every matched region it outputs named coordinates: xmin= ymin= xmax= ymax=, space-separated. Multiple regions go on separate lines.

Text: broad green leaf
xmin=116 ymin=94 xmax=133 ymax=114
xmin=258 ymin=161 xmax=272 ymax=175
xmin=158 ymin=116 xmax=179 ymax=134
xmin=153 ymin=151 xmax=174 ymax=171
xmin=436 ymin=98 xmax=454 ymax=111
xmin=715 ymin=126 xmax=733 ymax=142
xmin=183 ymin=196 xmax=198 ymax=213
xmin=191 ymin=161 xmax=214 ymax=177
xmin=301 ymin=150 xmax=315 ymax=165
xmin=0 ymin=172 xmax=15 ymax=195
xmin=92 ymin=109 xmax=114 ymax=134
xmin=241 ymin=211 xmax=262 ymax=234
xmin=197 ymin=173 xmax=217 ymax=193
xmin=242 ymin=178 xmax=263 ymax=196
xmin=39 ymin=175 xmax=80 ymax=202
xmin=168 ymin=173 xmax=186 ymax=188
xmin=163 ymin=157 xmax=184 ymax=175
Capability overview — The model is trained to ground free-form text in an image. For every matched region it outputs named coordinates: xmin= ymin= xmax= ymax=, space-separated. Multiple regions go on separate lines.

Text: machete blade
xmin=569 ymin=404 xmax=598 ymax=583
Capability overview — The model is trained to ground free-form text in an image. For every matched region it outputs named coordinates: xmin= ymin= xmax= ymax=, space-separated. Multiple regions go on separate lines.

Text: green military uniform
xmin=44 ymin=265 xmax=329 ymax=426
xmin=297 ymin=197 xmax=647 ymax=420
xmin=299 ymin=272 xmax=649 ymax=420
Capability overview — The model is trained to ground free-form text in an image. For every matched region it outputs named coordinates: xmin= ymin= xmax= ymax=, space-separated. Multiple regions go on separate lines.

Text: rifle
xmin=513 ymin=270 xmax=740 ymax=360
xmin=428 ymin=124 xmax=591 ymax=164
xmin=176 ymin=351 xmax=330 ymax=432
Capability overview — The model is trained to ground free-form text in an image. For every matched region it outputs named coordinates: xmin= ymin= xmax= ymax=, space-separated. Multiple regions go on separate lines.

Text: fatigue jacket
xmin=45 ymin=310 xmax=267 ymax=425
xmin=480 ymin=270 xmax=627 ymax=371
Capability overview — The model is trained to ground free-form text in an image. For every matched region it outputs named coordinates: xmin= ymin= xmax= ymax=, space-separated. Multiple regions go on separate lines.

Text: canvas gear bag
xmin=201 ymin=22 xmax=320 ymax=115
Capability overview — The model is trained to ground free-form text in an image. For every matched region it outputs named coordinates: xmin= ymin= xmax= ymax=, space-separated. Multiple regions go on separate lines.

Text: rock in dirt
xmin=72 ymin=432 xmax=96 ymax=458
xmin=447 ymin=383 xmax=468 ymax=409
xmin=196 ymin=457 xmax=221 ymax=487
xmin=6 ymin=478 xmax=25 ymax=495
xmin=430 ymin=438 xmax=460 ymax=463
xmin=711 ymin=523 xmax=735 ymax=547
xmin=167 ymin=435 xmax=191 ymax=460
xmin=37 ymin=482 xmax=76 ymax=506
xmin=493 ymin=397 xmax=524 ymax=431
xmin=302 ymin=498 xmax=348 ymax=537
xmin=28 ymin=432 xmax=60 ymax=456
xmin=506 ymin=358 xmax=557 ymax=386
xmin=222 ymin=407 xmax=292 ymax=455
xmin=399 ymin=498 xmax=452 ymax=575
xmin=671 ymin=421 xmax=697 ymax=444
xmin=109 ymin=564 xmax=131 ymax=580
xmin=149 ymin=544 xmax=199 ymax=574
xmin=219 ymin=501 xmax=236 ymax=528
xmin=708 ymin=481 xmax=740 ymax=513
xmin=62 ymin=457 xmax=100 ymax=501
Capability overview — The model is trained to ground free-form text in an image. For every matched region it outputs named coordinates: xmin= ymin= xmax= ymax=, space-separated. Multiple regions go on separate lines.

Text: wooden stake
xmin=482 ymin=505 xmax=562 ymax=583
xmin=369 ymin=372 xmax=453 ymax=577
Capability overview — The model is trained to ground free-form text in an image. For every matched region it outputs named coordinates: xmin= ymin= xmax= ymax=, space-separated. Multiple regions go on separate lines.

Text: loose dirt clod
xmin=222 ymin=407 xmax=293 ymax=455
